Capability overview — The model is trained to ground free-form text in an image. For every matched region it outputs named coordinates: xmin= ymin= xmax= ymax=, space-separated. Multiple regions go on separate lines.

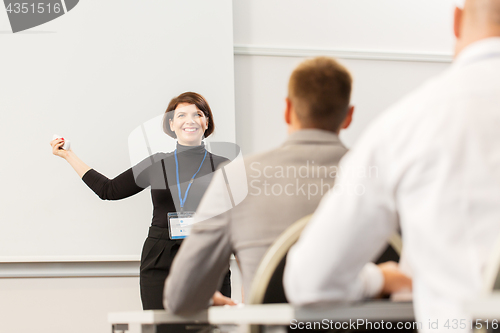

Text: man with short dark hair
xmin=284 ymin=1 xmax=500 ymax=331
xmin=287 ymin=57 xmax=353 ymax=132
xmin=164 ymin=56 xmax=410 ymax=314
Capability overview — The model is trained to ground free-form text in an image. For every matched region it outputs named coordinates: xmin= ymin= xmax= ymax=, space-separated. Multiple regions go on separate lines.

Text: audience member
xmin=164 ymin=56 xmax=411 ymax=314
xmin=284 ymin=1 xmax=500 ymax=332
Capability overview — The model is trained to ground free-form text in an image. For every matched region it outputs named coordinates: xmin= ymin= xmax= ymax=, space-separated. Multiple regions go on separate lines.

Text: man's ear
xmin=284 ymin=98 xmax=292 ymax=125
xmin=340 ymin=105 xmax=355 ymax=130
xmin=454 ymin=7 xmax=462 ymax=39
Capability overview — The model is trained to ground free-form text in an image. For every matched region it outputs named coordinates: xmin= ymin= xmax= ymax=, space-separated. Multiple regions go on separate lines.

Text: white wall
xmin=233 ymin=0 xmax=455 ymax=154
xmin=0 ymin=1 xmax=459 ymax=332
xmin=0 ymin=277 xmax=141 ymax=333
xmin=0 ymin=260 xmax=242 ymax=333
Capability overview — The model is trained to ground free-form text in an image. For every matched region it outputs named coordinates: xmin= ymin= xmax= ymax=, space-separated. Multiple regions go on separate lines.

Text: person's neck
xmin=288 ymin=124 xmax=340 ymax=135
xmin=177 ymin=140 xmax=202 ymax=147
xmin=176 ymin=141 xmax=205 ymax=155
xmin=287 ymin=118 xmax=311 ymax=134
xmin=455 ymin=31 xmax=500 ymax=57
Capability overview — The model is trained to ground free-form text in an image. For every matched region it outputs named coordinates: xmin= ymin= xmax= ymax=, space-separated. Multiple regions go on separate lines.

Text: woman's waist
xmin=147 ymin=225 xmax=184 ymax=241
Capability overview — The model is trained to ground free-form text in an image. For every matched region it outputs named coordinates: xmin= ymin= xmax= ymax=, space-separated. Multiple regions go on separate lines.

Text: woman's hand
xmin=212 ymin=291 xmax=237 ymax=306
xmin=50 ymin=138 xmax=70 ymax=159
xmin=49 ymin=138 xmax=91 ymax=177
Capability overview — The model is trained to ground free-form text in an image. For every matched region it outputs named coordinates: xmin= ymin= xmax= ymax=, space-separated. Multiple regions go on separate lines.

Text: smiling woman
xmin=169 ymin=105 xmax=208 ymax=146
xmin=163 ymin=92 xmax=216 ymax=145
xmin=49 ymin=91 xmax=233 ymax=326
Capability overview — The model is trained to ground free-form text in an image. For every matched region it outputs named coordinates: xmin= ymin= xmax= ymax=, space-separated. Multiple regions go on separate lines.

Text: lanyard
xmin=174 ymin=149 xmax=207 ymax=210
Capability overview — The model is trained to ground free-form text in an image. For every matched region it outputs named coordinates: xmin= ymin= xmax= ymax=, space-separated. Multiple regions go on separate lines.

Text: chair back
xmin=247 ymin=216 xmax=404 ymax=305
xmin=376 ymin=233 xmax=402 ymax=264
xmin=245 ymin=215 xmax=404 ymax=333
xmin=482 ymin=233 xmax=500 ymax=292
xmin=247 ymin=215 xmax=312 ymax=305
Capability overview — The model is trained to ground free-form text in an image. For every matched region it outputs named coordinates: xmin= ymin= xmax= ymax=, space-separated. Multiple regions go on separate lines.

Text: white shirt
xmin=284 ymin=38 xmax=500 ymax=333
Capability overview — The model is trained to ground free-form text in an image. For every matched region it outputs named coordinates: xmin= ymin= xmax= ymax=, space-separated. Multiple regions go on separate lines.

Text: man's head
xmin=285 ymin=56 xmax=354 ymax=134
xmin=454 ymin=0 xmax=500 ymax=56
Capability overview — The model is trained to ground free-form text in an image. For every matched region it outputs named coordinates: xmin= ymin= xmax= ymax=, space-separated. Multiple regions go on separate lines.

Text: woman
xmin=50 ymin=92 xmax=233 ymax=311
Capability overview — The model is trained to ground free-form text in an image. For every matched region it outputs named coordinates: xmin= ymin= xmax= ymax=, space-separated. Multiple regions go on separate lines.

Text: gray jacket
xmin=164 ymin=129 xmax=348 ymax=314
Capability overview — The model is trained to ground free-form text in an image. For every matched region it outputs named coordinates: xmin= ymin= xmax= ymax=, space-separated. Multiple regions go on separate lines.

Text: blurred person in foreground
xmin=284 ymin=1 xmax=500 ymax=332
xmin=164 ymin=56 xmax=411 ymax=314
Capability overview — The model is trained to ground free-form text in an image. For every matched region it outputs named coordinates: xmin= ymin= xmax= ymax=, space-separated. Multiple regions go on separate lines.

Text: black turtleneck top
xmin=82 ymin=143 xmax=229 ymax=228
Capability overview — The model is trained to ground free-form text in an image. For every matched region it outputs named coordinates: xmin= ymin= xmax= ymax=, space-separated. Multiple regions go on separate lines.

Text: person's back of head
xmin=455 ymin=0 xmax=500 ymax=55
xmin=286 ymin=57 xmax=353 ymax=134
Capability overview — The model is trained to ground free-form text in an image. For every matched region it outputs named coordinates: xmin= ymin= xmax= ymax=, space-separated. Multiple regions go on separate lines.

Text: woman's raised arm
xmin=50 ymin=138 xmax=91 ymax=178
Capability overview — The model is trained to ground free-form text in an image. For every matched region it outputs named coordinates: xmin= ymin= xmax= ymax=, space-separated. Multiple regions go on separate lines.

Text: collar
xmin=282 ymin=129 xmax=345 ymax=147
xmin=454 ymin=37 xmax=500 ymax=68
xmin=176 ymin=142 xmax=206 ymax=154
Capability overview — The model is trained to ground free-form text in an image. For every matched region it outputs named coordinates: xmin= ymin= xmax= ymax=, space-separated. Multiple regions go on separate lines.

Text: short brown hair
xmin=163 ymin=92 xmax=215 ymax=138
xmin=288 ymin=57 xmax=352 ymax=132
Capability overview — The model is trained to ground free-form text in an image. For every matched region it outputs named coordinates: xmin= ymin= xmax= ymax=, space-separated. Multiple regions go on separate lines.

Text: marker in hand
xmin=53 ymin=134 xmax=71 ymax=150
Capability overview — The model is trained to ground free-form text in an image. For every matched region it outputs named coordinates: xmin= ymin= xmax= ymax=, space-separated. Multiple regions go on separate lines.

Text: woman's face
xmin=169 ymin=102 xmax=208 ymax=146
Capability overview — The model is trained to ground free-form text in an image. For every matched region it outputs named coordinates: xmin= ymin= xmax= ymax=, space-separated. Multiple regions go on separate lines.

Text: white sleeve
xmin=359 ymin=262 xmax=384 ymax=298
xmin=283 ymin=136 xmax=398 ymax=305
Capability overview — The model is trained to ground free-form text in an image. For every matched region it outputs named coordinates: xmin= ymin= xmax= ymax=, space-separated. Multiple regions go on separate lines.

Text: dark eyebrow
xmin=175 ymin=109 xmax=202 ymax=116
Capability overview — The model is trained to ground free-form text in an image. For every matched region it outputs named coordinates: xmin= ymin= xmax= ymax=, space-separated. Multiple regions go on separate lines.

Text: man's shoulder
xmin=379 ymin=66 xmax=463 ymax=125
xmin=346 ymin=70 xmax=460 ymax=165
xmin=361 ymin=72 xmax=449 ymax=142
xmin=242 ymin=139 xmax=346 ymax=166
xmin=242 ymin=148 xmax=281 ymax=165
xmin=241 ymin=146 xmax=296 ymax=169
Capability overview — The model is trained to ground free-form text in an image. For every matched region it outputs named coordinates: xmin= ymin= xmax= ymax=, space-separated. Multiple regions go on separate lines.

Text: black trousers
xmin=140 ymin=225 xmax=231 ymax=310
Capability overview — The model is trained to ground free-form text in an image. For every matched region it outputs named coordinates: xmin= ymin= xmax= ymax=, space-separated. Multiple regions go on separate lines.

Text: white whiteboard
xmin=0 ymin=0 xmax=235 ymax=260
